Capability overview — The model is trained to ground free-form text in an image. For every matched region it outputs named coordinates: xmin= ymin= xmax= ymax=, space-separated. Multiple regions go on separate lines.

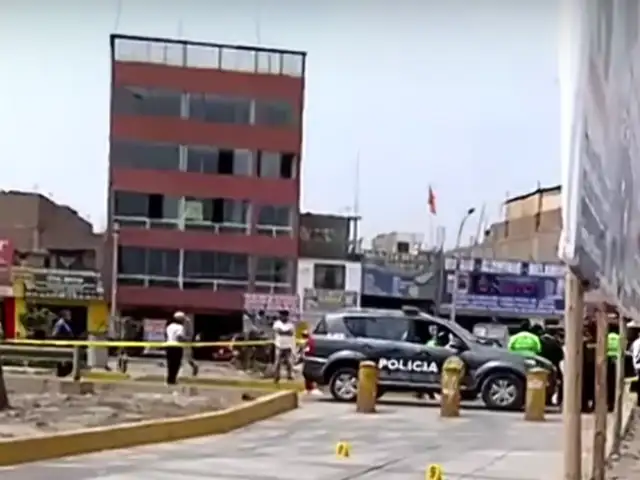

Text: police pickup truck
xmin=302 ymin=306 xmax=556 ymax=410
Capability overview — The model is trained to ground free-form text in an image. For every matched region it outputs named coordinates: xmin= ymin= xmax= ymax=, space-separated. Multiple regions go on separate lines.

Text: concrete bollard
xmin=356 ymin=360 xmax=378 ymax=413
xmin=525 ymin=367 xmax=548 ymax=421
xmin=440 ymin=356 xmax=465 ymax=417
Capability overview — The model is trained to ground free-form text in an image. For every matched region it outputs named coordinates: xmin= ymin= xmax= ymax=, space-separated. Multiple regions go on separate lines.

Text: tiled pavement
xmin=0 ymin=400 xmax=570 ymax=480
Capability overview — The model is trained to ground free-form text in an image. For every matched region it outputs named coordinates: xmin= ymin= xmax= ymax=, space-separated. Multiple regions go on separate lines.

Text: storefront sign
xmin=18 ymin=270 xmax=105 ymax=301
xmin=302 ymin=288 xmax=358 ymax=312
xmin=243 ymin=293 xmax=300 ymax=316
xmin=439 ymin=257 xmax=565 ymax=317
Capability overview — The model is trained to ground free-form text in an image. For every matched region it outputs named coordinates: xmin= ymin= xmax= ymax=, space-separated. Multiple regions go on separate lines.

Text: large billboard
xmin=558 ymin=0 xmax=640 ymax=316
xmin=361 ymin=251 xmax=442 ymax=300
xmin=299 ymin=213 xmax=351 ymax=260
xmin=439 ymin=258 xmax=565 ymax=318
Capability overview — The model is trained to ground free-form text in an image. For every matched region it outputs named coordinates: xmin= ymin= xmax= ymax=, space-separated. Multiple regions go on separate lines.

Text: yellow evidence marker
xmin=426 ymin=463 xmax=443 ymax=480
xmin=335 ymin=441 xmax=351 ymax=458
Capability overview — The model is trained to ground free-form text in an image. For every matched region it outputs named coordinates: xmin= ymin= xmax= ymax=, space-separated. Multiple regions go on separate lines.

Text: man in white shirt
xmin=165 ymin=312 xmax=186 ymax=385
xmin=272 ymin=310 xmax=295 ymax=384
xmin=631 ymin=333 xmax=640 ymax=406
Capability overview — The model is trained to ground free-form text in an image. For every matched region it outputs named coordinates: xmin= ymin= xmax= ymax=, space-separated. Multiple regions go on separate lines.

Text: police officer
xmin=606 ymin=328 xmax=620 ymax=412
xmin=531 ymin=324 xmax=564 ymax=405
xmin=508 ymin=320 xmax=542 ymax=356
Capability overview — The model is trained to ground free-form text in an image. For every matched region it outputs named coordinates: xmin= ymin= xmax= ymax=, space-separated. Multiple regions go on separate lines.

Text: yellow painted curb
xmin=135 ymin=374 xmax=306 ymax=392
xmin=82 ymin=370 xmax=131 ymax=381
xmin=0 ymin=390 xmax=298 ymax=466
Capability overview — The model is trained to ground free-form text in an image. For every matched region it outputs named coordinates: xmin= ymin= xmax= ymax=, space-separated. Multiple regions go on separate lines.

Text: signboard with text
xmin=439 ymin=258 xmax=565 ymax=318
xmin=17 ymin=270 xmax=104 ymax=301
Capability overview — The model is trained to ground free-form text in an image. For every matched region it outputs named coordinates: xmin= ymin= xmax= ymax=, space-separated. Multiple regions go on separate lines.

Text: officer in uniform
xmin=508 ymin=320 xmax=542 ymax=356
xmin=531 ymin=324 xmax=564 ymax=405
xmin=606 ymin=328 xmax=620 ymax=412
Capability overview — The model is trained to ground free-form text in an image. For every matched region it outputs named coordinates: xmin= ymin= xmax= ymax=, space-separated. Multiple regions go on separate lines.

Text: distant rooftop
xmin=110 ymin=33 xmax=306 ymax=78
xmin=505 ymin=185 xmax=561 ymax=205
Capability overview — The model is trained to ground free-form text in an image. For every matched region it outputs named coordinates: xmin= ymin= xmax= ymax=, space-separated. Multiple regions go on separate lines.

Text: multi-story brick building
xmin=107 ymin=34 xmax=305 ymax=334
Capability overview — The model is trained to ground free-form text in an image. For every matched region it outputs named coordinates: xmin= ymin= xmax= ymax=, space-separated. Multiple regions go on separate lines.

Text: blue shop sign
xmin=439 ymin=257 xmax=565 ymax=317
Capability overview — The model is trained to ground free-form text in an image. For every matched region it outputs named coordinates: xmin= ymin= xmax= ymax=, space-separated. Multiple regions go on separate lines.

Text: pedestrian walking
xmin=165 ymin=312 xmax=186 ymax=385
xmin=272 ymin=310 xmax=295 ymax=384
xmin=180 ymin=312 xmax=199 ymax=377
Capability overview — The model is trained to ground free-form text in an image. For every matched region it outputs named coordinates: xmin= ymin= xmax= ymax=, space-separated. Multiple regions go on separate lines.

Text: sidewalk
xmin=2 ymin=397 xmax=634 ymax=479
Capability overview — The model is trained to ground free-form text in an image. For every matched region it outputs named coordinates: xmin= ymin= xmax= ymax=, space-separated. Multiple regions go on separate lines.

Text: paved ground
xmin=0 ymin=400 xmax=569 ymax=480
xmin=607 ymin=412 xmax=640 ymax=478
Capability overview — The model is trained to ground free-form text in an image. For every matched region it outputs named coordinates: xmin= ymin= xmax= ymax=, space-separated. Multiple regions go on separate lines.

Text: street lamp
xmin=449 ymin=207 xmax=476 ymax=324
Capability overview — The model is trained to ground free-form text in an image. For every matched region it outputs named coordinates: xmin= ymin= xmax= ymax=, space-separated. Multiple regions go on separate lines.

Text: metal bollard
xmin=356 ymin=360 xmax=378 ymax=413
xmin=440 ymin=356 xmax=465 ymax=417
xmin=525 ymin=367 xmax=548 ymax=421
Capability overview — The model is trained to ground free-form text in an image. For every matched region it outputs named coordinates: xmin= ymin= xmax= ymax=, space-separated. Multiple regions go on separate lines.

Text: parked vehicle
xmin=303 ymin=306 xmax=556 ymax=410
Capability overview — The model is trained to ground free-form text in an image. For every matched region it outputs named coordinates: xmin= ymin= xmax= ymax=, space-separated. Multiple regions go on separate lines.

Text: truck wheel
xmin=329 ymin=367 xmax=359 ymax=402
xmin=481 ymin=372 xmax=524 ymax=410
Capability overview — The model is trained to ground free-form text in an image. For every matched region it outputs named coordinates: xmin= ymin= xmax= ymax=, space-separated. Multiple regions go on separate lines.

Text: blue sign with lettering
xmin=439 ymin=258 xmax=565 ymax=317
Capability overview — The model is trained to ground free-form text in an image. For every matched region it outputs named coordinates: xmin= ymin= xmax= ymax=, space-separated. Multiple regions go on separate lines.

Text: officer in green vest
xmin=606 ymin=330 xmax=620 ymax=411
xmin=508 ymin=320 xmax=542 ymax=356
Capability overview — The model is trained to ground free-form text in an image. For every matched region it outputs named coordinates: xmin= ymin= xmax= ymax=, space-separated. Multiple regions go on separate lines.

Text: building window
xmin=257 ymin=152 xmax=295 ymax=179
xmin=110 ymin=140 xmax=179 ymax=171
xmin=189 ymin=94 xmax=251 ymax=124
xmin=117 ymin=246 xmax=146 ymax=275
xmin=313 ymin=263 xmax=346 ymax=290
xmin=185 ymin=146 xmax=252 ymax=176
xmin=183 ymin=197 xmax=249 ymax=233
xmin=255 ymin=99 xmax=295 ymax=127
xmin=112 ymin=86 xmax=182 ymax=117
xmin=183 ymin=251 xmax=249 ymax=282
xmin=255 ymin=257 xmax=290 ymax=284
xmin=113 ymin=191 xmax=180 ymax=228
xmin=256 ymin=205 xmax=292 ymax=237
xmin=147 ymin=248 xmax=180 ymax=277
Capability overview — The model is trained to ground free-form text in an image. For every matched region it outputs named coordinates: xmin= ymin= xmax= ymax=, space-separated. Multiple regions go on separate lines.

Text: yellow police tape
xmin=1 ymin=339 xmax=306 ymax=348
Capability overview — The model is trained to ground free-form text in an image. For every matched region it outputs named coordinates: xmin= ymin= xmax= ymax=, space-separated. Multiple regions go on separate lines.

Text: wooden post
xmin=611 ymin=315 xmax=627 ymax=452
xmin=563 ymin=272 xmax=585 ymax=480
xmin=591 ymin=307 xmax=608 ymax=480
xmin=72 ymin=346 xmax=82 ymax=382
xmin=356 ymin=361 xmax=378 ymax=413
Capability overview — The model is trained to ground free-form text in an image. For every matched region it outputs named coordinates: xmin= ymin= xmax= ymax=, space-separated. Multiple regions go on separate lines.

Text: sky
xmin=0 ymin=0 xmax=561 ymax=247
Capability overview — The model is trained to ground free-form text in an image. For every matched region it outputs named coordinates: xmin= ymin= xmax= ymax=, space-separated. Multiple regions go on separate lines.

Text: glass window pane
xmin=186 ymin=146 xmax=218 ymax=174
xmin=344 ymin=317 xmax=367 ymax=337
xmin=233 ymin=150 xmax=252 ymax=175
xmin=112 ymin=86 xmax=181 ymax=117
xmin=110 ymin=140 xmax=179 ymax=171
xmin=201 ymin=95 xmax=251 ymax=124
xmin=365 ymin=317 xmax=409 ymax=341
xmin=118 ymin=246 xmax=146 ymax=275
xmin=255 ymin=100 xmax=295 ymax=127
xmin=281 ymin=53 xmax=304 ymax=77
xmin=313 ymin=263 xmax=345 ymax=289
xmin=113 ymin=191 xmax=148 ymax=217
xmin=223 ymin=200 xmax=248 ymax=224
xmin=215 ymin=253 xmax=249 ymax=280
xmin=184 ymin=251 xmax=215 ymax=278
xmin=147 ymin=248 xmax=179 ymax=277
xmin=258 ymin=152 xmax=281 ymax=178
xmin=220 ymin=47 xmax=255 ymax=72
xmin=162 ymin=197 xmax=179 ymax=219
xmin=257 ymin=205 xmax=291 ymax=226
xmin=186 ymin=44 xmax=220 ymax=69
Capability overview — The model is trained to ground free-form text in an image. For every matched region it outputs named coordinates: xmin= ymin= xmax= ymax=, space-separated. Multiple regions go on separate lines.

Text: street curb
xmin=0 ymin=390 xmax=298 ymax=466
xmin=134 ymin=374 xmax=306 ymax=391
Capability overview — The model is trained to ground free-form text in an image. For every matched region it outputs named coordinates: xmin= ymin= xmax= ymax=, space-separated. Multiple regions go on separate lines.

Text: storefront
xmin=438 ymin=257 xmax=565 ymax=331
xmin=8 ymin=268 xmax=108 ymax=338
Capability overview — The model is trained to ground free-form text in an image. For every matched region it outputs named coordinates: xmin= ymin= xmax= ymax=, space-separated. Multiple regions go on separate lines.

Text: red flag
xmin=428 ymin=186 xmax=437 ymax=215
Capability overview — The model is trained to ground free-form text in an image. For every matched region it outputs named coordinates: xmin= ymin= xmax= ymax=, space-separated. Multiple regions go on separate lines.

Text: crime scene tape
xmin=2 ymin=339 xmax=306 ymax=348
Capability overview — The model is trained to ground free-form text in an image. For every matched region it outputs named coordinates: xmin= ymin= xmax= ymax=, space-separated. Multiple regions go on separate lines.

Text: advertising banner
xmin=242 ymin=293 xmax=300 ymax=317
xmin=361 ymin=251 xmax=441 ymax=299
xmin=558 ymin=0 xmax=640 ymax=316
xmin=16 ymin=270 xmax=104 ymax=301
xmin=439 ymin=258 xmax=565 ymax=317
xmin=299 ymin=213 xmax=351 ymax=260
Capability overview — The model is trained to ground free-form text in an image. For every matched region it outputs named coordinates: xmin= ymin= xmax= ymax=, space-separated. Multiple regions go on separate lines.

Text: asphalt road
xmin=0 ymin=400 xmax=567 ymax=480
